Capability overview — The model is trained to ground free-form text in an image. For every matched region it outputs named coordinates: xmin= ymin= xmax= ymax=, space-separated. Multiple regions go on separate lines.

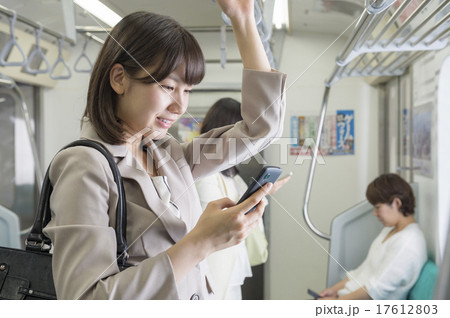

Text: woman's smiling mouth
xmin=157 ymin=117 xmax=175 ymax=128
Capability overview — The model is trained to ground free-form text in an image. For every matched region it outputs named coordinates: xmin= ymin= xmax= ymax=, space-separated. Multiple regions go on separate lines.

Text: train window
xmin=0 ymin=84 xmax=39 ymax=245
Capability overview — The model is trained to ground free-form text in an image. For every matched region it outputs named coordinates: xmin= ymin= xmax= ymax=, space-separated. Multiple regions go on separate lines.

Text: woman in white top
xmin=319 ymin=173 xmax=427 ymax=300
xmin=196 ymin=168 xmax=251 ymax=299
xmin=196 ymin=98 xmax=290 ymax=299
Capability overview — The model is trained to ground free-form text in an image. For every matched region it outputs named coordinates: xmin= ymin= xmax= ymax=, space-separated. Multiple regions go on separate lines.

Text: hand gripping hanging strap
xmin=26 ymin=139 xmax=129 ymax=270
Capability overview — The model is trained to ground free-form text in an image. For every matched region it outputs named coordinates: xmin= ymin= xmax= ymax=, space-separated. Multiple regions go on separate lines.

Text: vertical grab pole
xmin=302 ymin=86 xmax=332 ymax=240
xmin=302 ymin=0 xmax=397 ymax=239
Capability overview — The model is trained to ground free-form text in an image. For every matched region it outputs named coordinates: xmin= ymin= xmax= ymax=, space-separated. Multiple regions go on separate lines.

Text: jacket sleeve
xmin=184 ymin=69 xmax=287 ymax=179
xmin=43 ymin=147 xmax=178 ymax=299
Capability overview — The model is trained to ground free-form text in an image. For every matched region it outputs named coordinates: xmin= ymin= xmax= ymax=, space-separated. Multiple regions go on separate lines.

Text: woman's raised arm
xmin=216 ymin=0 xmax=271 ymax=72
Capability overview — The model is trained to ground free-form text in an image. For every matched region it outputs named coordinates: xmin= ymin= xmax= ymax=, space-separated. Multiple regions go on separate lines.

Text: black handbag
xmin=0 ymin=139 xmax=129 ymax=300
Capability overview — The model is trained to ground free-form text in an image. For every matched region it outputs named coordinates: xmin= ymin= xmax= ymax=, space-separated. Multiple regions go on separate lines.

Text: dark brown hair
xmin=200 ymin=98 xmax=242 ymax=134
xmin=365 ymin=173 xmax=416 ymax=216
xmin=84 ymin=11 xmax=205 ymax=144
xmin=201 ymin=98 xmax=243 ymax=177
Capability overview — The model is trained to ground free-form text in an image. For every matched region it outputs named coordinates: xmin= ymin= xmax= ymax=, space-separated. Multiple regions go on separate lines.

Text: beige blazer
xmin=43 ymin=69 xmax=286 ymax=299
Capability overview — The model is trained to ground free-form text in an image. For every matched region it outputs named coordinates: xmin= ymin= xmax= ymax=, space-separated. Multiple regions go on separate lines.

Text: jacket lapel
xmin=116 ymin=153 xmax=188 ymax=242
xmin=147 ymin=140 xmax=198 ymax=229
xmin=80 ymin=120 xmax=188 ymax=242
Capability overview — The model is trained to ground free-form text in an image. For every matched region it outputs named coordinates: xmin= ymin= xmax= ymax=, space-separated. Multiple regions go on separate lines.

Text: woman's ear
xmin=392 ymin=197 xmax=402 ymax=211
xmin=110 ymin=63 xmax=127 ymax=95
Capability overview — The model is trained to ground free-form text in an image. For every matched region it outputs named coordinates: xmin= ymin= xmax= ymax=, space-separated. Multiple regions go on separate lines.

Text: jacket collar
xmin=80 ymin=118 xmax=128 ymax=158
xmin=80 ymin=118 xmax=188 ymax=242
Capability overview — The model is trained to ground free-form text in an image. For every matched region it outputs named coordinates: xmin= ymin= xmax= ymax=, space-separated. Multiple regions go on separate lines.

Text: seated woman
xmin=319 ymin=173 xmax=427 ymax=300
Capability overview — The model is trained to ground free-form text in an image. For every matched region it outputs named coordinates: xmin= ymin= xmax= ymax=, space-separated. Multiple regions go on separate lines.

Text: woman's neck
xmin=383 ymin=215 xmax=416 ymax=243
xmin=394 ymin=214 xmax=416 ymax=232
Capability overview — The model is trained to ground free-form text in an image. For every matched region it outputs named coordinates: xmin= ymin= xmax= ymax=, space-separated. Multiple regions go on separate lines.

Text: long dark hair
xmin=84 ymin=11 xmax=205 ymax=144
xmin=201 ymin=98 xmax=243 ymax=177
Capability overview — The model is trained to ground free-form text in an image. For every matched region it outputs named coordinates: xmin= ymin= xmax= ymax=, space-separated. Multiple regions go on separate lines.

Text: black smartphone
xmin=237 ymin=166 xmax=282 ymax=214
xmin=307 ymin=288 xmax=321 ymax=299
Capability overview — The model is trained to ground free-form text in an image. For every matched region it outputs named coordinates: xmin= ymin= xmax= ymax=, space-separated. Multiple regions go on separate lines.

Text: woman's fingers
xmin=238 ymin=183 xmax=272 ymax=215
xmin=206 ymin=197 xmax=236 ymax=211
xmin=268 ymin=175 xmax=291 ymax=195
xmin=197 ymin=184 xmax=270 ymax=253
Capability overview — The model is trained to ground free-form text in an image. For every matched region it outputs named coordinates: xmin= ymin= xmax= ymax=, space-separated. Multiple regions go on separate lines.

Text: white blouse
xmin=339 ymin=223 xmax=427 ymax=300
xmin=195 ymin=172 xmax=252 ymax=299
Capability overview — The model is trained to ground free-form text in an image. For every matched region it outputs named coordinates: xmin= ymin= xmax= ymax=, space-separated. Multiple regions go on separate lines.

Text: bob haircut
xmin=365 ymin=173 xmax=416 ymax=216
xmin=84 ymin=11 xmax=205 ymax=144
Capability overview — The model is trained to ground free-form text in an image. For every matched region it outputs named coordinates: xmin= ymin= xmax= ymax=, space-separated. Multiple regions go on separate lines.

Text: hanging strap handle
xmin=74 ymin=36 xmax=93 ymax=73
xmin=257 ymin=20 xmax=271 ymax=43
xmin=26 ymin=139 xmax=129 ymax=269
xmin=25 ymin=23 xmax=50 ymax=74
xmin=220 ymin=25 xmax=227 ymax=69
xmin=50 ymin=38 xmax=72 ymax=80
xmin=0 ymin=10 xmax=27 ymax=67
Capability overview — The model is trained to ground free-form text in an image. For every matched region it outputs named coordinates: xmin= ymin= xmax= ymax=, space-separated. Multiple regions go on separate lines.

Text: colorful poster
xmin=290 ymin=116 xmax=299 ymax=147
xmin=177 ymin=117 xmax=203 ymax=143
xmin=289 ymin=110 xmax=354 ymax=156
xmin=299 ymin=116 xmax=306 ymax=146
xmin=402 ymin=108 xmax=410 ymax=157
xmin=335 ymin=110 xmax=354 ymax=155
xmin=321 ymin=114 xmax=337 ymax=155
xmin=413 ymin=103 xmax=433 ymax=177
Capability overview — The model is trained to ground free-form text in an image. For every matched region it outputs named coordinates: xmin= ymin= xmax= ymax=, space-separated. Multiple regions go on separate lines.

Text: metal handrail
xmin=411 ymin=11 xmax=450 ymax=46
xmin=395 ymin=0 xmax=448 ymax=47
xmin=302 ymin=86 xmax=332 ymax=240
xmin=0 ymin=4 xmax=75 ymax=45
xmin=383 ymin=0 xmax=433 ymax=47
xmin=335 ymin=0 xmax=395 ymax=66
xmin=303 ymin=0 xmax=450 ymax=239
xmin=328 ymin=1 xmax=449 ymax=82
xmin=368 ymin=0 xmax=414 ymax=48
xmin=379 ymin=51 xmax=408 ymax=73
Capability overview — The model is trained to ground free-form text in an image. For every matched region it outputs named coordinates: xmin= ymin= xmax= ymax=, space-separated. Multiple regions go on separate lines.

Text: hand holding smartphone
xmin=307 ymin=288 xmax=321 ymax=299
xmin=237 ymin=166 xmax=282 ymax=214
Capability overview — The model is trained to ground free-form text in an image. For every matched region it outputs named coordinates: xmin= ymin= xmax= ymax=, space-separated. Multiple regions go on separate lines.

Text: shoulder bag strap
xmin=26 ymin=139 xmax=129 ymax=268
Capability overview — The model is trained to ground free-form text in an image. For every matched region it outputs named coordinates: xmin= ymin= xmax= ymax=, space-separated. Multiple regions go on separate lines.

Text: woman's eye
xmin=162 ymin=85 xmax=174 ymax=91
xmin=184 ymin=89 xmax=192 ymax=94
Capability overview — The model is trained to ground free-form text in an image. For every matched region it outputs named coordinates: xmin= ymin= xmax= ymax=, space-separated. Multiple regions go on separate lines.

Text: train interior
xmin=0 ymin=0 xmax=449 ymax=300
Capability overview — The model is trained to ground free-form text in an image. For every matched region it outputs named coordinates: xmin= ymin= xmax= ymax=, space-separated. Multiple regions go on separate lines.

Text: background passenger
xmin=195 ymin=98 xmax=291 ymax=299
xmin=319 ymin=173 xmax=427 ymax=300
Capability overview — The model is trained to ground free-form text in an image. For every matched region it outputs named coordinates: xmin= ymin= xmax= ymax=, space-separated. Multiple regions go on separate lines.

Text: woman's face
xmin=115 ymin=63 xmax=192 ymax=140
xmin=372 ymin=201 xmax=402 ymax=227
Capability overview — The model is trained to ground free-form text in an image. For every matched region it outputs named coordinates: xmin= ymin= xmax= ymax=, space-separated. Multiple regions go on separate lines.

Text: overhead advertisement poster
xmin=290 ymin=110 xmax=354 ymax=156
xmin=413 ymin=103 xmax=433 ymax=178
xmin=335 ymin=110 xmax=355 ymax=155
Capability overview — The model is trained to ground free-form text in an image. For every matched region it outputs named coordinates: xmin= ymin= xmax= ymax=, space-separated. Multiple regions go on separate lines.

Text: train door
xmin=0 ymin=83 xmax=40 ymax=247
xmin=381 ymin=71 xmax=414 ymax=181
